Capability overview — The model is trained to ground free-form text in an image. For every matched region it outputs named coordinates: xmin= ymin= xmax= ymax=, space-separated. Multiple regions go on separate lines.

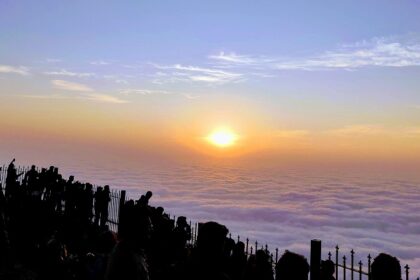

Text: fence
xmin=0 ymin=164 xmax=125 ymax=232
xmin=318 ymin=242 xmax=420 ymax=280
xmin=1 ymin=164 xmax=419 ymax=279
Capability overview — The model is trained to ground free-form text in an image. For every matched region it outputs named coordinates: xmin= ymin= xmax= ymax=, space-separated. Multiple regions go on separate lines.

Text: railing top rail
xmin=336 ymin=263 xmax=369 ymax=276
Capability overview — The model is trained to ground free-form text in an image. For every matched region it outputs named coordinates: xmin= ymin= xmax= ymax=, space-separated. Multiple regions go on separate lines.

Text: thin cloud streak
xmin=49 ymin=80 xmax=128 ymax=103
xmin=22 ymin=92 xmax=128 ymax=104
xmin=90 ymin=60 xmax=111 ymax=65
xmin=86 ymin=93 xmax=128 ymax=104
xmin=52 ymin=79 xmax=94 ymax=92
xmin=209 ymin=52 xmax=275 ymax=68
xmin=119 ymin=88 xmax=198 ymax=99
xmin=0 ymin=65 xmax=30 ymax=75
xmin=151 ymin=63 xmax=244 ymax=84
xmin=328 ymin=125 xmax=386 ymax=136
xmin=119 ymin=89 xmax=171 ymax=95
xmin=45 ymin=69 xmax=95 ymax=78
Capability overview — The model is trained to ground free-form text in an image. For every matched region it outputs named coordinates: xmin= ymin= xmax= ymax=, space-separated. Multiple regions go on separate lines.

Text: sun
xmin=207 ymin=129 xmax=237 ymax=148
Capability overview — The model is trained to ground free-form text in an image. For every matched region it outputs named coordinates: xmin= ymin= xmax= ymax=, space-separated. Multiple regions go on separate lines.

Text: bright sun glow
xmin=207 ymin=129 xmax=237 ymax=148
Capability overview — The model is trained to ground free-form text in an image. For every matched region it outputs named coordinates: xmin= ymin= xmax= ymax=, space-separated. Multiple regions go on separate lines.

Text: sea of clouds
xmin=31 ymin=161 xmax=420 ymax=278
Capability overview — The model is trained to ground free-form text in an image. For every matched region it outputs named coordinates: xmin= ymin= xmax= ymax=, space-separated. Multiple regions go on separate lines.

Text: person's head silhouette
xmin=371 ymin=253 xmax=401 ymax=280
xmin=321 ymin=260 xmax=335 ymax=279
xmin=275 ymin=251 xmax=309 ymax=280
xmin=197 ymin=221 xmax=228 ymax=261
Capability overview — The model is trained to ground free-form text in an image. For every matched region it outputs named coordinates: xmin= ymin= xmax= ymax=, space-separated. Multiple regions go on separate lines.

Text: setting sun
xmin=207 ymin=129 xmax=237 ymax=148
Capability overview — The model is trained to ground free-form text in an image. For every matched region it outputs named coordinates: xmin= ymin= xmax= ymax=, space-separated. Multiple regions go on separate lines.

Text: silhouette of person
xmin=185 ymin=221 xmax=231 ymax=280
xmin=64 ymin=175 xmax=75 ymax=216
xmin=106 ymin=207 xmax=152 ymax=280
xmin=24 ymin=165 xmax=38 ymax=193
xmin=82 ymin=183 xmax=94 ymax=222
xmin=94 ymin=187 xmax=104 ymax=226
xmin=5 ymin=158 xmax=23 ymax=198
xmin=320 ymin=260 xmax=335 ymax=280
xmin=275 ymin=251 xmax=309 ymax=280
xmin=255 ymin=249 xmax=274 ymax=280
xmin=172 ymin=216 xmax=191 ymax=261
xmin=144 ymin=191 xmax=153 ymax=206
xmin=228 ymin=241 xmax=247 ymax=280
xmin=101 ymin=185 xmax=111 ymax=227
xmin=371 ymin=253 xmax=402 ymax=280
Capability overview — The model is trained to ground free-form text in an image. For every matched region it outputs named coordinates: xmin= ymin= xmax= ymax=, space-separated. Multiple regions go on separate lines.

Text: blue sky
xmin=1 ymin=0 xmax=420 ymax=162
xmin=1 ymin=0 xmax=420 ymax=62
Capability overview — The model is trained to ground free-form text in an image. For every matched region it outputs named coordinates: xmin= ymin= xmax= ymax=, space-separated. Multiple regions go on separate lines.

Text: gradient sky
xmin=1 ymin=0 xmax=420 ymax=166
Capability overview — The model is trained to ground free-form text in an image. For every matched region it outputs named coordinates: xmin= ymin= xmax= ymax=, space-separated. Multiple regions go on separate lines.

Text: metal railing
xmin=309 ymin=242 xmax=420 ymax=280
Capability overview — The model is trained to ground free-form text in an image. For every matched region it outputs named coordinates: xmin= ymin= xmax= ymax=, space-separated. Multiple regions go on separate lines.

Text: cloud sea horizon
xmin=9 ymin=159 xmax=417 ymax=277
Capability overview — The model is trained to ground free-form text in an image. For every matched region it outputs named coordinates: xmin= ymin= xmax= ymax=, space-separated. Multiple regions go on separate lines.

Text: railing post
xmin=351 ymin=249 xmax=354 ymax=280
xmin=367 ymin=254 xmax=371 ymax=280
xmin=310 ymin=239 xmax=321 ymax=280
xmin=343 ymin=255 xmax=347 ymax=280
xmin=189 ymin=220 xmax=192 ymax=244
xmin=335 ymin=246 xmax=339 ymax=279
xmin=195 ymin=222 xmax=198 ymax=245
xmin=117 ymin=190 xmax=126 ymax=234
xmin=246 ymin=238 xmax=249 ymax=255
xmin=359 ymin=261 xmax=363 ymax=280
xmin=404 ymin=264 xmax=409 ymax=280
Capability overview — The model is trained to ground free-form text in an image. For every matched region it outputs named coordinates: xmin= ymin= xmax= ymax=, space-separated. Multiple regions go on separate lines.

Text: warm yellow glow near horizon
xmin=207 ymin=129 xmax=237 ymax=148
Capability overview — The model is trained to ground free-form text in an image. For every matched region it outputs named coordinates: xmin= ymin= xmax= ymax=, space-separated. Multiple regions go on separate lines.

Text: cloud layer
xmin=64 ymin=162 xmax=420 ymax=276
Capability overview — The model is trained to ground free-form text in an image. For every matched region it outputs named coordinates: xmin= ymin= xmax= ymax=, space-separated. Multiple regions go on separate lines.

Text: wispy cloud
xmin=48 ymin=80 xmax=128 ymax=103
xmin=103 ymin=75 xmax=132 ymax=85
xmin=329 ymin=125 xmax=386 ymax=136
xmin=208 ymin=36 xmax=420 ymax=73
xmin=276 ymin=37 xmax=420 ymax=70
xmin=119 ymin=88 xmax=198 ymax=99
xmin=402 ymin=127 xmax=420 ymax=137
xmin=0 ymin=65 xmax=30 ymax=75
xmin=209 ymin=52 xmax=275 ymax=68
xmin=182 ymin=93 xmax=200 ymax=99
xmin=119 ymin=89 xmax=171 ymax=95
xmin=90 ymin=60 xmax=111 ymax=66
xmin=51 ymin=79 xmax=93 ymax=92
xmin=327 ymin=124 xmax=420 ymax=138
xmin=22 ymin=93 xmax=128 ymax=104
xmin=151 ymin=63 xmax=244 ymax=84
xmin=209 ymin=52 xmax=261 ymax=65
xmin=45 ymin=69 xmax=95 ymax=78
xmin=85 ymin=93 xmax=128 ymax=104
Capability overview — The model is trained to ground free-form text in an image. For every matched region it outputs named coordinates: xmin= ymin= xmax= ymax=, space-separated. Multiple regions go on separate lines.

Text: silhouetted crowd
xmin=0 ymin=160 xmax=407 ymax=280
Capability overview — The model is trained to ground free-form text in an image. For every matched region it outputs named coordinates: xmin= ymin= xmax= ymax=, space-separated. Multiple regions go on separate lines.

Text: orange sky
xmin=1 ymin=92 xmax=420 ymax=169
